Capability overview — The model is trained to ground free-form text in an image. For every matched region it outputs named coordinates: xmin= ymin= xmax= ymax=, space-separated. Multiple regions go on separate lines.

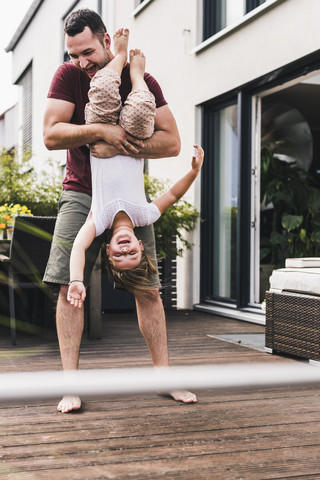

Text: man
xmin=43 ymin=8 xmax=197 ymax=413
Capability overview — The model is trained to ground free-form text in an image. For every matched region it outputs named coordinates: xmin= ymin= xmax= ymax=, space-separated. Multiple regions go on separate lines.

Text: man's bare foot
xmin=170 ymin=390 xmax=198 ymax=403
xmin=158 ymin=390 xmax=198 ymax=403
xmin=113 ymin=28 xmax=129 ymax=60
xmin=57 ymin=395 xmax=81 ymax=413
xmin=130 ymin=49 xmax=148 ymax=91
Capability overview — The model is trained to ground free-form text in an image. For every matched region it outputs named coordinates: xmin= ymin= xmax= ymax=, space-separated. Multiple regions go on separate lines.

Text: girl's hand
xmin=67 ymin=281 xmax=86 ymax=309
xmin=191 ymin=144 xmax=204 ymax=173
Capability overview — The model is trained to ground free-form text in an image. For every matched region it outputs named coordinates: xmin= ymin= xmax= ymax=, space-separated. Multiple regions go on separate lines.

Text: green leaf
xmin=281 ymin=213 xmax=303 ymax=233
xmin=270 ymin=230 xmax=286 ymax=247
xmin=299 ymin=228 xmax=307 ymax=243
xmin=308 ymin=187 xmax=320 ymax=214
xmin=312 ymin=231 xmax=320 ymax=245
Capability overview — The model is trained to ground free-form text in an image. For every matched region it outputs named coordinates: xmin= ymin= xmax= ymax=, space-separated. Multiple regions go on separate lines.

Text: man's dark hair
xmin=64 ymin=8 xmax=107 ymax=44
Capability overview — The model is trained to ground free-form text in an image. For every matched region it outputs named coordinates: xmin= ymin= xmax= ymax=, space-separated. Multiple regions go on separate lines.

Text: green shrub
xmin=260 ymin=142 xmax=320 ymax=266
xmin=144 ymin=174 xmax=201 ymax=258
xmin=0 ymin=148 xmax=62 ymax=216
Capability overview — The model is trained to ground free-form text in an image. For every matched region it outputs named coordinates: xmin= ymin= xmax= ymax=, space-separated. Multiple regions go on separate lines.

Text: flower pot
xmin=6 ymin=219 xmax=14 ymax=240
xmin=6 ymin=227 xmax=13 ymax=240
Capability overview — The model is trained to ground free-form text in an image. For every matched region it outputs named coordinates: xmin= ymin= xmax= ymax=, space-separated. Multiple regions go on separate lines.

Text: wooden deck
xmin=1 ymin=310 xmax=320 ymax=479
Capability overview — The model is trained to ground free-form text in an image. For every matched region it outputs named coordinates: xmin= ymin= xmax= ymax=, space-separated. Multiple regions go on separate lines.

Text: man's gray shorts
xmin=43 ymin=190 xmax=160 ymax=289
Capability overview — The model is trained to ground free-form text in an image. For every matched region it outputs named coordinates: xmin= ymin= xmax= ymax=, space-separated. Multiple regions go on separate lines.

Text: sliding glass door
xmin=202 ymin=101 xmax=239 ymax=303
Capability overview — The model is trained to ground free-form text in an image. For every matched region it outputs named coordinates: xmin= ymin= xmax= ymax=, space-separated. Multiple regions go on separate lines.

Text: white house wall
xmin=0 ymin=105 xmax=19 ymax=151
xmin=191 ymin=0 xmax=320 ymax=103
xmin=109 ymin=0 xmax=320 ymax=308
xmin=9 ymin=0 xmax=320 ymax=308
xmin=11 ymin=0 xmax=99 ymax=171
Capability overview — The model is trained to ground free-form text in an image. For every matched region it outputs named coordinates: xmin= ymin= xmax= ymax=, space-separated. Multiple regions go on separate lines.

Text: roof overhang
xmin=5 ymin=0 xmax=44 ymax=52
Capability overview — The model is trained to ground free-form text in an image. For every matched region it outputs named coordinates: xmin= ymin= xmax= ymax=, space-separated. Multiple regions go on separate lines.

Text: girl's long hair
xmin=105 ymin=250 xmax=158 ymax=293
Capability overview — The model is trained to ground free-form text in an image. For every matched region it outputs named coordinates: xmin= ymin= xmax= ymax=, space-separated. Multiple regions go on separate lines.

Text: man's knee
xmin=58 ymin=284 xmax=74 ymax=309
xmin=59 ymin=284 xmax=69 ymax=299
xmin=135 ymin=288 xmax=161 ymax=306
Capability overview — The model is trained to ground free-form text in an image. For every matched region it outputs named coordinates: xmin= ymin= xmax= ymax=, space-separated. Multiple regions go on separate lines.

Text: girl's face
xmin=107 ymin=231 xmax=144 ymax=270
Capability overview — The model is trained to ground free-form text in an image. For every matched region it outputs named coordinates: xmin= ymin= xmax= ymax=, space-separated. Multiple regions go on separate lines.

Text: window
xmin=201 ymin=52 xmax=320 ymax=312
xmin=203 ymin=0 xmax=267 ymax=40
xmin=201 ymin=101 xmax=239 ymax=302
xmin=246 ymin=0 xmax=266 ymax=12
xmin=18 ymin=65 xmax=32 ymax=150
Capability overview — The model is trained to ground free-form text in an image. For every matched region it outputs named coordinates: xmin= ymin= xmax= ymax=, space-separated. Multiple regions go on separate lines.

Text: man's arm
xmin=141 ymin=105 xmax=181 ymax=158
xmin=43 ymin=98 xmax=143 ymax=154
xmin=89 ymin=105 xmax=181 ymax=159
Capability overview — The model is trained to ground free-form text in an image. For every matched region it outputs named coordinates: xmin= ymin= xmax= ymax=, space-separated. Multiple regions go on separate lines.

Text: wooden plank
xmin=1 ymin=311 xmax=320 ymax=479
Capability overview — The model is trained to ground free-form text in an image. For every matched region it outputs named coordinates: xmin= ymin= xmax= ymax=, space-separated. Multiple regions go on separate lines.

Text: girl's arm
xmin=67 ymin=218 xmax=97 ymax=309
xmin=153 ymin=145 xmax=204 ymax=214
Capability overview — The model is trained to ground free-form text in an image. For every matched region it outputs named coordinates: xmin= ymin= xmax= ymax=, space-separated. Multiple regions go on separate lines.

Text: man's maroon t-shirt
xmin=47 ymin=62 xmax=167 ymax=196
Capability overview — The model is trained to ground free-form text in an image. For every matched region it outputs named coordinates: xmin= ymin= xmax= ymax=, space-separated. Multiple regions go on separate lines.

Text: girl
xmin=67 ymin=29 xmax=204 ymax=308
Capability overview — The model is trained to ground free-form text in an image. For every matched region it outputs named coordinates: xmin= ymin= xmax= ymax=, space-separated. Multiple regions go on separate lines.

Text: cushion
xmin=269 ymin=267 xmax=320 ymax=295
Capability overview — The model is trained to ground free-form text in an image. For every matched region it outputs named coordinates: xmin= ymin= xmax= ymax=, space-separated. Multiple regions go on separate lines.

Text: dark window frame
xmin=246 ymin=0 xmax=266 ymax=13
xmin=203 ymin=0 xmax=267 ymax=41
xmin=201 ymin=93 xmax=251 ymax=308
xmin=200 ymin=49 xmax=320 ymax=309
xmin=203 ymin=0 xmax=223 ymax=41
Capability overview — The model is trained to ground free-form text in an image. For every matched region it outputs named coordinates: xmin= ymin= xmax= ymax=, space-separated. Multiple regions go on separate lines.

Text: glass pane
xmin=203 ymin=0 xmax=245 ymax=40
xmin=226 ymin=0 xmax=245 ymax=27
xmin=246 ymin=0 xmax=266 ymax=13
xmin=213 ymin=105 xmax=238 ymax=300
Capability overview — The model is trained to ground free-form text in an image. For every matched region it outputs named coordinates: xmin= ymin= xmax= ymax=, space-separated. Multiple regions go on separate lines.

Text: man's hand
xmin=89 ymin=125 xmax=146 ymax=157
xmin=98 ymin=124 xmax=145 ymax=154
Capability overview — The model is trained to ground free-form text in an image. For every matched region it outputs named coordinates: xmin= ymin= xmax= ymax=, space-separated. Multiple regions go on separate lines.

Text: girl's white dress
xmin=90 ymin=154 xmax=160 ymax=236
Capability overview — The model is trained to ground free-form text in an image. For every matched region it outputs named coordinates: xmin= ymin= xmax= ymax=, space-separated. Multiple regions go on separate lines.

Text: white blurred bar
xmin=0 ymin=362 xmax=320 ymax=401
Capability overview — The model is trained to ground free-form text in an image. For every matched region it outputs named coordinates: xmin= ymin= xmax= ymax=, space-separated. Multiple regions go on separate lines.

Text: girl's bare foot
xmin=105 ymin=28 xmax=129 ymax=76
xmin=129 ymin=49 xmax=148 ymax=91
xmin=113 ymin=28 xmax=129 ymax=60
xmin=57 ymin=395 xmax=81 ymax=413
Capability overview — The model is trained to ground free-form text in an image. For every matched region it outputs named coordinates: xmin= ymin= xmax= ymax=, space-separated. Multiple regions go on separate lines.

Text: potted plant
xmin=0 ymin=203 xmax=33 ymax=240
xmin=144 ymin=174 xmax=201 ymax=308
xmin=0 ymin=205 xmax=10 ymax=240
xmin=260 ymin=141 xmax=320 ymax=268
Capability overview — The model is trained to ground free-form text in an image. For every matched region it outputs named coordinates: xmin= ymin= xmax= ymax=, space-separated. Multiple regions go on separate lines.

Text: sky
xmin=0 ymin=0 xmax=34 ymax=114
